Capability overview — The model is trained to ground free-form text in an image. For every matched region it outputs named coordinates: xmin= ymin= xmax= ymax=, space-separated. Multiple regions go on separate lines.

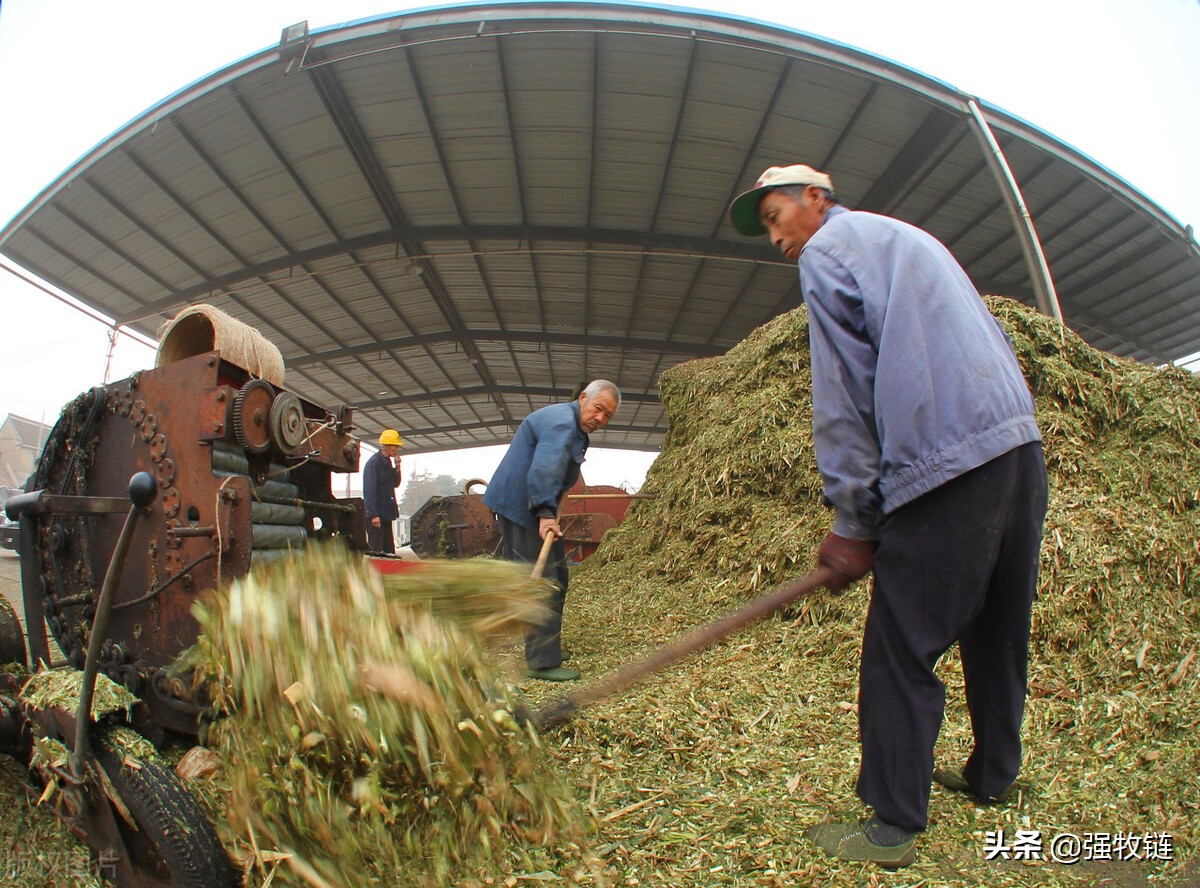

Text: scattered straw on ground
xmin=0 ymin=754 xmax=105 ymax=888
xmin=495 ymin=296 xmax=1199 ymax=887
xmin=5 ymin=296 xmax=1198 ymax=887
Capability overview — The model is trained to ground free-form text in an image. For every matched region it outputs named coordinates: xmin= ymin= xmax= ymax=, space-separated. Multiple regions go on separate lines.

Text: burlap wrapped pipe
xmin=155 ymin=303 xmax=285 ymax=387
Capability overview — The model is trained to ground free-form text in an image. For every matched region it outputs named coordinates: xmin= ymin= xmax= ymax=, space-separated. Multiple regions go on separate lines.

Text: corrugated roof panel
xmin=22 ymin=206 xmax=160 ymax=302
xmin=588 ymin=39 xmax=695 ymax=230
xmin=17 ymin=208 xmax=158 ymax=313
xmin=179 ymin=107 xmax=336 ymax=254
xmin=469 ymin=279 xmax=539 ymax=332
xmin=3 ymin=232 xmax=124 ymax=320
xmin=243 ymin=110 xmax=388 ymax=242
xmin=129 ymin=133 xmax=281 ymax=271
xmin=700 ymin=262 xmax=797 ymax=330
xmin=79 ymin=160 xmax=218 ymax=283
xmin=2 ymin=3 xmax=1195 ymax=452
xmin=505 ymin=34 xmax=600 ymax=223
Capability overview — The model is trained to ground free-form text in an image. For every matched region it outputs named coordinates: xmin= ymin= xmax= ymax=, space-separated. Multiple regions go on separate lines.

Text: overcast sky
xmin=1 ymin=0 xmax=1197 ymax=488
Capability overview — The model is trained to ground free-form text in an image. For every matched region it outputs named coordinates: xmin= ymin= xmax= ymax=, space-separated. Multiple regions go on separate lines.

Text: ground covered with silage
xmin=502 ymin=296 xmax=1200 ymax=887
xmin=4 ymin=296 xmax=1198 ymax=887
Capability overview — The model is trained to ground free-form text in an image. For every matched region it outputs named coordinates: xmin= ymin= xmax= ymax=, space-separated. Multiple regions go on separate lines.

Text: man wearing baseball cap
xmin=730 ymin=165 xmax=1048 ymax=867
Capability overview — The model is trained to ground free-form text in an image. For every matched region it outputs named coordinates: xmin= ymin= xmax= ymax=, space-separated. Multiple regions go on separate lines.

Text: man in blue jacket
xmin=483 ymin=380 xmax=621 ymax=681
xmin=729 ymin=165 xmax=1048 ymax=867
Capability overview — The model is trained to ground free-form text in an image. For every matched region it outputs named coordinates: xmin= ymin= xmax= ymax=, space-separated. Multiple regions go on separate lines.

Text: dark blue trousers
xmin=498 ymin=516 xmax=570 ymax=669
xmin=856 ymin=442 xmax=1048 ymax=832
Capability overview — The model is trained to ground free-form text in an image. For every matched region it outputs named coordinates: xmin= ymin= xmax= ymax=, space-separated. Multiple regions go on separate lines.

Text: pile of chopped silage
xmin=8 ymin=296 xmax=1200 ymax=888
xmin=182 ymin=544 xmax=588 ymax=887
xmin=0 ymin=664 xmax=107 ymax=887
xmin=504 ymin=296 xmax=1199 ymax=887
xmin=0 ymin=755 xmax=105 ymax=888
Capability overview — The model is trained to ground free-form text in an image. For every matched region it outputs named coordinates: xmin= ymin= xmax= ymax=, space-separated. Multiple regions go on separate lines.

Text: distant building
xmin=0 ymin=414 xmax=52 ymax=491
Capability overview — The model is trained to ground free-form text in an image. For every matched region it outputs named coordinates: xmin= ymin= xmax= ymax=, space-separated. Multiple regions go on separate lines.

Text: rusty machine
xmin=408 ymin=476 xmax=637 ymax=562
xmin=0 ymin=309 xmax=365 ymax=887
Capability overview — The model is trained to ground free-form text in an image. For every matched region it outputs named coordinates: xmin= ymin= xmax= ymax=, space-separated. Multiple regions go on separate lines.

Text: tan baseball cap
xmin=729 ymin=164 xmax=835 ymax=236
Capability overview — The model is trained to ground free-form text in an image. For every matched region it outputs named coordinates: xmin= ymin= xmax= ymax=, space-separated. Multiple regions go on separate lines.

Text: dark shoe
xmin=933 ymin=766 xmax=1016 ymax=804
xmin=561 ymin=648 xmax=573 ymax=662
xmin=807 ymin=815 xmax=917 ymax=869
xmin=525 ymin=666 xmax=581 ymax=682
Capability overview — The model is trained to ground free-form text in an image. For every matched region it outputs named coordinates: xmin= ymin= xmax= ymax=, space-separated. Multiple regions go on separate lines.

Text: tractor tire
xmin=91 ymin=725 xmax=239 ymax=888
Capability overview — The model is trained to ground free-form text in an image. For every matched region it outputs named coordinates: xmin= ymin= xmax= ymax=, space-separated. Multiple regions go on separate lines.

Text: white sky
xmin=1 ymin=0 xmax=1197 ymax=490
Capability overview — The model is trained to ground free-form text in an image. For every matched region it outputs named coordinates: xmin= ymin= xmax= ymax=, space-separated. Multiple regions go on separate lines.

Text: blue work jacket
xmin=799 ymin=204 xmax=1042 ymax=540
xmin=483 ymin=400 xmax=588 ymax=531
xmin=363 ymin=449 xmax=400 ymax=522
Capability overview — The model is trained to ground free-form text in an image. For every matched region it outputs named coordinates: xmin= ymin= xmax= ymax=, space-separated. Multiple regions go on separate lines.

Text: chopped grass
xmin=501 ymin=297 xmax=1200 ymax=887
xmin=183 ymin=544 xmax=587 ymax=887
xmin=6 ymin=296 xmax=1198 ymax=887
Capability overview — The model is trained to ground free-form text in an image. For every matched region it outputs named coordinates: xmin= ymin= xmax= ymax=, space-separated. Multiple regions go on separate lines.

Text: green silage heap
xmin=14 ymin=296 xmax=1198 ymax=887
xmin=549 ymin=295 xmax=1199 ymax=885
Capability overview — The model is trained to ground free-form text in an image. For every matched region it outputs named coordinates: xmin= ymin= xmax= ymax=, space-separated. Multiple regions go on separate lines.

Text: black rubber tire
xmin=0 ymin=594 xmax=26 ymax=668
xmin=91 ymin=725 xmax=239 ymax=888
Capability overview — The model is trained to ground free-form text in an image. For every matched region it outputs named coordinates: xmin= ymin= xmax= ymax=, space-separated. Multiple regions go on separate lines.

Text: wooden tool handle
xmin=532 ymin=565 xmax=840 ymax=729
xmin=531 ymin=529 xmax=556 ymax=579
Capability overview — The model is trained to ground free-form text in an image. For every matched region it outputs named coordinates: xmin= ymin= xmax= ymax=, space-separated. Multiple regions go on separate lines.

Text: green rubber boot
xmin=933 ymin=766 xmax=1017 ymax=804
xmin=525 ymin=666 xmax=581 ymax=682
xmin=807 ymin=817 xmax=917 ymax=869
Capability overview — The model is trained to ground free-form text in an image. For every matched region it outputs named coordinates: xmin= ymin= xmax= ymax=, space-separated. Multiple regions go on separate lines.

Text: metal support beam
xmin=964 ymin=98 xmax=1063 ymax=322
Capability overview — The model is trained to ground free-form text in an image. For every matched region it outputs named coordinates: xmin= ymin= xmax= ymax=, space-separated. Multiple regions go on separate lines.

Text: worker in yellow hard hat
xmin=364 ymin=429 xmax=404 ymax=554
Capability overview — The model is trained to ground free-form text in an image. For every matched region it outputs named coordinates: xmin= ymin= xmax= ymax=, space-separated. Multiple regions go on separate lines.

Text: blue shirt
xmin=483 ymin=400 xmax=588 ymax=531
xmin=799 ymin=204 xmax=1042 ymax=540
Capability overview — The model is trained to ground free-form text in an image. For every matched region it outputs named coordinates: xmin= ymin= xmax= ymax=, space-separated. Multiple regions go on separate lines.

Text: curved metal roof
xmin=3 ymin=2 xmax=1198 ymax=454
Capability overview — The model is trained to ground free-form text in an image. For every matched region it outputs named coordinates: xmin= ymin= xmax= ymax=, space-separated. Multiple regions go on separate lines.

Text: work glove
xmin=817 ymin=532 xmax=877 ymax=593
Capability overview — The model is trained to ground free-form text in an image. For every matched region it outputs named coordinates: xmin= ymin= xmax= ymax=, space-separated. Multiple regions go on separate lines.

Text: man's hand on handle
xmin=538 ymin=517 xmax=562 ymax=540
xmin=817 ymin=532 xmax=877 ymax=592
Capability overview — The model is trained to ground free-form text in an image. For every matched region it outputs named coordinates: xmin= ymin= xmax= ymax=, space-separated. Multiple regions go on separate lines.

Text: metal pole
xmin=964 ymin=98 xmax=1064 ymax=322
xmin=70 ymin=473 xmax=156 ymax=776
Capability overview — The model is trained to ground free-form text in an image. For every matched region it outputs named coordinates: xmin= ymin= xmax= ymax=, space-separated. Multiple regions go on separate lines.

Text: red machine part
xmin=559 ymin=479 xmax=629 ymax=561
xmin=16 ymin=352 xmax=364 ymax=737
xmin=407 ymin=491 xmax=499 ymax=560
xmin=407 ymin=475 xmax=637 ymax=562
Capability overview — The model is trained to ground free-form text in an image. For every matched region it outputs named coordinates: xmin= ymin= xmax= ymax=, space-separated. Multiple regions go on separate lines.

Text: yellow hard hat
xmin=379 ymin=429 xmax=404 ymax=447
